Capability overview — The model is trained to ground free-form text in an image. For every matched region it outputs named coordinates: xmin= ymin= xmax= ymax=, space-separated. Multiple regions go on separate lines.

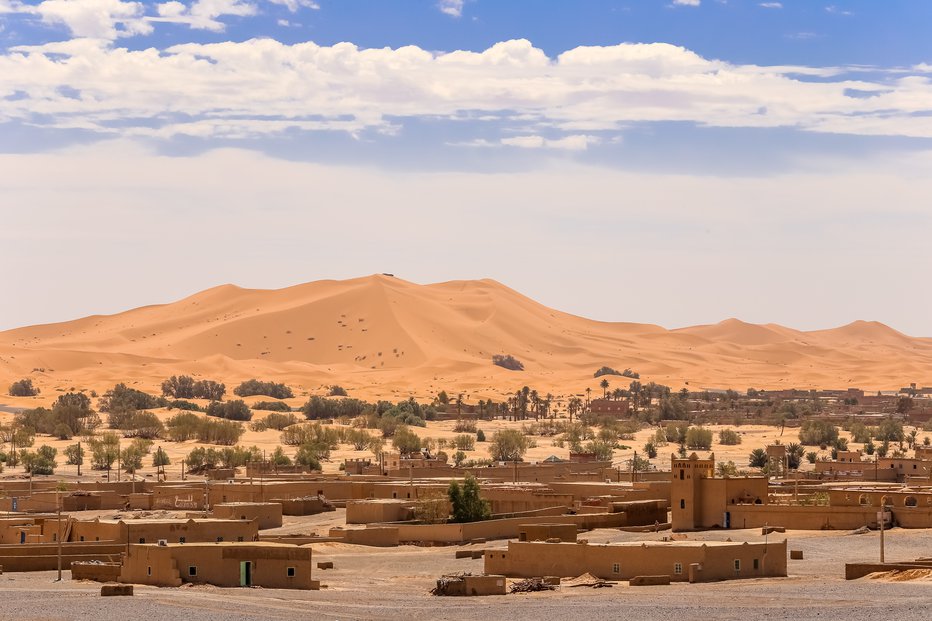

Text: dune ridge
xmin=1 ymin=274 xmax=930 ymax=400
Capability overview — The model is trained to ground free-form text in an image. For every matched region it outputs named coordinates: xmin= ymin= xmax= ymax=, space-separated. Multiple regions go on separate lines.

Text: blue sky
xmin=1 ymin=0 xmax=931 ymax=336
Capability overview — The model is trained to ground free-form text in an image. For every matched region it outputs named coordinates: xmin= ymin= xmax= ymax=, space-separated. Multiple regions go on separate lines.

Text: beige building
xmin=485 ymin=539 xmax=787 ymax=582
xmin=120 ymin=542 xmax=317 ymax=589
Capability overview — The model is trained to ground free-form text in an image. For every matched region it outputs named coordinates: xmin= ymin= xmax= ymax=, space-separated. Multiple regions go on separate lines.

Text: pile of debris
xmin=431 ymin=573 xmax=471 ymax=596
xmin=563 ymin=573 xmax=614 ymax=588
xmin=509 ymin=578 xmax=556 ymax=593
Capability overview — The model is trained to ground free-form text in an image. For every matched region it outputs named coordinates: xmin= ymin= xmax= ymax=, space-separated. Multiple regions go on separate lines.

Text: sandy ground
xmin=2 ymin=275 xmax=931 ymax=399
xmin=3 ymin=518 xmax=932 ymax=621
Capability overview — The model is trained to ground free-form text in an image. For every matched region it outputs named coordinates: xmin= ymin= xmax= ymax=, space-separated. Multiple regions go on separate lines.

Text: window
xmin=680 ymin=499 xmax=686 ymax=509
xmin=753 ymin=559 xmax=759 ymax=570
xmin=52 ymin=534 xmax=57 ymax=542
xmin=139 ymin=538 xmax=146 ymax=544
xmin=179 ymin=537 xmax=186 ymax=544
xmin=733 ymin=560 xmax=741 ymax=572
xmin=612 ymin=563 xmax=620 ymax=574
xmin=679 ymin=470 xmax=684 ymax=480
xmin=238 ymin=536 xmax=244 ymax=542
xmin=79 ymin=536 xmax=85 ymax=542
xmin=674 ymin=563 xmax=683 ymax=575
xmin=147 ymin=566 xmax=152 ymax=576
xmin=189 ymin=566 xmax=197 ymax=577
xmin=287 ymin=567 xmax=296 ymax=577
xmin=216 ymin=537 xmax=224 ymax=542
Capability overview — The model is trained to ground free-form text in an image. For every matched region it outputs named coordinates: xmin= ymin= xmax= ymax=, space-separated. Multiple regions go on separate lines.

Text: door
xmin=240 ymin=561 xmax=252 ymax=587
xmin=724 ymin=511 xmax=731 ymax=529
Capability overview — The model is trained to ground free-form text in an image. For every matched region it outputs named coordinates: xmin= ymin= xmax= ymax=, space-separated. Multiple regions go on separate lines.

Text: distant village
xmin=1 ymin=374 xmax=931 ymax=595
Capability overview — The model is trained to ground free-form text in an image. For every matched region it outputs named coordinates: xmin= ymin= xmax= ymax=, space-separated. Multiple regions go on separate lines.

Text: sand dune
xmin=1 ymin=274 xmax=930 ymax=401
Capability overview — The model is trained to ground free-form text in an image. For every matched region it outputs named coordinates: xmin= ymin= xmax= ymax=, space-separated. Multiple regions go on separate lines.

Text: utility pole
xmin=76 ymin=441 xmax=81 ymax=477
xmin=56 ymin=488 xmax=62 ymax=582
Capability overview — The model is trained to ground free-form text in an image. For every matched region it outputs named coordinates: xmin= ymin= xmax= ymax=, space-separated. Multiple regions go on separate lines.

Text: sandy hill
xmin=1 ymin=274 xmax=930 ymax=402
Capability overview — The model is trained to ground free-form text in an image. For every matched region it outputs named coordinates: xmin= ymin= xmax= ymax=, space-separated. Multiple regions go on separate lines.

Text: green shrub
xmin=233 ymin=379 xmax=294 ymax=399
xmin=8 ymin=379 xmax=39 ymax=397
xmin=718 ymin=429 xmax=742 ymax=445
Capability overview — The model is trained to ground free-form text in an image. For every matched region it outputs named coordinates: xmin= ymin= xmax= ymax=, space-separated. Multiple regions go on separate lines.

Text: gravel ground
xmin=3 ymin=527 xmax=932 ymax=621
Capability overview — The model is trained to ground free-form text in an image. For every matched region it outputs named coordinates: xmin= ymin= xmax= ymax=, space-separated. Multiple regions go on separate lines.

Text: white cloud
xmin=500 ymin=134 xmax=597 ymax=151
xmin=760 ymin=2 xmax=782 ymax=8
xmin=34 ymin=0 xmax=152 ymax=39
xmin=825 ymin=5 xmax=852 ymax=15
xmin=266 ymin=0 xmax=319 ymax=11
xmin=437 ymin=0 xmax=463 ymax=17
xmin=672 ymin=0 xmax=700 ymax=6
xmin=1 ymin=38 xmax=931 ymax=140
xmin=151 ymin=0 xmax=256 ymax=31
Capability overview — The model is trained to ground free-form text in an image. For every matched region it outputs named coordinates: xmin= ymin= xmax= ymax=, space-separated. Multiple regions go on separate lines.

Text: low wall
xmin=0 ymin=542 xmax=125 ymax=572
xmin=846 ymin=561 xmax=932 ymax=580
xmin=726 ymin=505 xmax=881 ymax=530
xmin=72 ymin=561 xmax=123 ymax=582
xmin=391 ymin=512 xmax=629 ymax=544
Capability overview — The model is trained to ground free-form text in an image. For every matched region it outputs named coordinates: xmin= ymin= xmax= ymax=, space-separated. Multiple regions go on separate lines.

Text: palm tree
xmin=600 ymin=379 xmax=609 ymax=399
xmin=585 ymin=387 xmax=592 ymax=407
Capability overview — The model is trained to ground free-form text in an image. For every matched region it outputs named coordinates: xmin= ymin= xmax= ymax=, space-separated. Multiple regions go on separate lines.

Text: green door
xmin=240 ymin=561 xmax=252 ymax=587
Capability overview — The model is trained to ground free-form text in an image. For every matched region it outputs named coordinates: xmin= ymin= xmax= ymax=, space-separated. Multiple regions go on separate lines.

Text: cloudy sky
xmin=1 ymin=0 xmax=930 ymax=335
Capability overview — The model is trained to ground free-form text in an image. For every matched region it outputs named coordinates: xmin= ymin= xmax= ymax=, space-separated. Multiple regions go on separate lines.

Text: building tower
xmin=671 ymin=452 xmax=715 ymax=530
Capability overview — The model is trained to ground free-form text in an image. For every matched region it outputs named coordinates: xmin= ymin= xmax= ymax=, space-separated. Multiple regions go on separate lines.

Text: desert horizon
xmin=1 ymin=274 xmax=930 ymax=402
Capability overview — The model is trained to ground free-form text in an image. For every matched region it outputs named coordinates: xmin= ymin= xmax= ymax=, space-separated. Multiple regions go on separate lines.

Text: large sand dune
xmin=1 ymin=274 xmax=930 ymax=400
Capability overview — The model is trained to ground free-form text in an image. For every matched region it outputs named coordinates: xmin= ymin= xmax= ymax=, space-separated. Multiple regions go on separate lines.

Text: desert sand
xmin=1 ymin=274 xmax=930 ymax=404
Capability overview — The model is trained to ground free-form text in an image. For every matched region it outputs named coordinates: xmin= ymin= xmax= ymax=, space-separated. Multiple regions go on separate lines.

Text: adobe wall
xmin=71 ymin=519 xmax=259 ymax=544
xmin=272 ymin=497 xmax=334 ymax=516
xmin=0 ymin=542 xmax=125 ymax=571
xmin=518 ymin=523 xmax=577 ymax=542
xmin=391 ymin=512 xmax=629 ymax=544
xmin=329 ymin=527 xmax=400 ymax=547
xmin=485 ymin=540 xmax=786 ymax=582
xmin=725 ymin=505 xmax=880 ymax=530
xmin=211 ymin=503 xmax=283 ymax=530
xmin=346 ymin=499 xmax=416 ymax=524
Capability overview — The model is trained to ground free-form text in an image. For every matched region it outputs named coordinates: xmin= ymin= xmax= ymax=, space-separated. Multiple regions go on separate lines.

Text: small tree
xmin=718 ymin=429 xmax=742 ymax=445
xmin=488 ymin=429 xmax=529 ymax=462
xmin=643 ymin=442 xmax=658 ymax=459
xmin=8 ymin=379 xmax=39 ymax=397
xmin=414 ymin=489 xmax=449 ymax=524
xmin=448 ymin=474 xmax=490 ymax=523
xmin=476 ymin=429 xmax=486 ymax=442
xmin=685 ymin=426 xmax=713 ymax=450
xmin=64 ymin=443 xmax=84 ymax=466
xmin=749 ymin=448 xmax=768 ymax=469
xmin=392 ymin=426 xmax=422 ymax=455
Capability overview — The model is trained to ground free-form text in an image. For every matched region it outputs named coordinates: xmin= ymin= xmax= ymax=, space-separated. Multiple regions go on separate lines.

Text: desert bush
xmin=476 ymin=429 xmax=486 ymax=442
xmin=294 ymin=445 xmax=322 ymax=471
xmin=161 ymin=375 xmax=225 ymax=400
xmin=685 ymin=426 xmax=713 ymax=450
xmin=21 ymin=445 xmax=57 ymax=475
xmin=249 ymin=412 xmax=299 ymax=432
xmin=196 ymin=419 xmax=245 ymax=445
xmin=718 ymin=429 xmax=742 ymax=445
xmin=64 ymin=443 xmax=84 ymax=466
xmin=593 ymin=366 xmax=622 ymax=378
xmin=205 ymin=400 xmax=252 ymax=421
xmin=392 ymin=425 xmax=422 ymax=455
xmin=328 ymin=385 xmax=348 ymax=397
xmin=488 ymin=429 xmax=529 ymax=462
xmin=798 ymin=420 xmax=839 ymax=446
xmin=491 ymin=354 xmax=524 ymax=371
xmin=233 ymin=379 xmax=294 ymax=399
xmin=643 ymin=441 xmax=657 ymax=459
xmin=98 ymin=383 xmax=164 ymax=413
xmin=280 ymin=423 xmax=339 ymax=455
xmin=874 ymin=418 xmax=904 ymax=442
xmin=113 ymin=411 xmax=164 ymax=439
xmin=453 ymin=419 xmax=477 ymax=433
xmin=452 ymin=434 xmax=476 ymax=451
xmin=251 ymin=401 xmax=292 ymax=412
xmin=8 ymin=378 xmax=39 ymax=397
xmin=165 ymin=412 xmax=202 ymax=441
xmin=302 ymin=396 xmax=371 ymax=420
xmin=166 ymin=399 xmax=201 ymax=411
xmin=88 ymin=432 xmax=121 ymax=470
xmin=585 ymin=439 xmax=614 ymax=461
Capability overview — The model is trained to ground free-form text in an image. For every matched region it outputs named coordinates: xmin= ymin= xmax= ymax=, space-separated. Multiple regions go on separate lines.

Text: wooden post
xmin=56 ymin=488 xmax=62 ymax=582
